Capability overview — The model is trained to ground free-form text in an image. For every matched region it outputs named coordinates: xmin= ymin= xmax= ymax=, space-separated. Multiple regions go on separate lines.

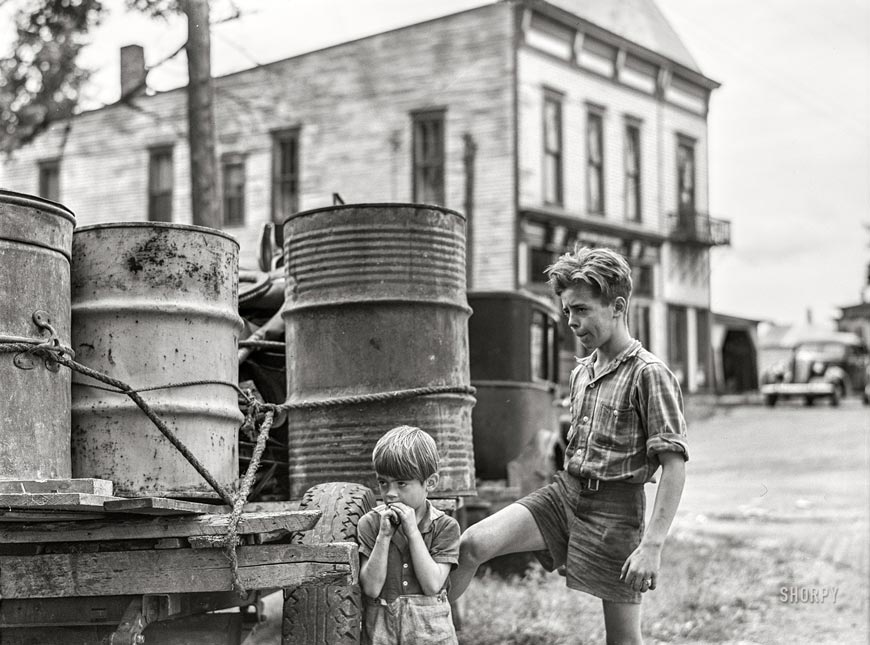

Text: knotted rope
xmin=2 ymin=331 xmax=474 ymax=594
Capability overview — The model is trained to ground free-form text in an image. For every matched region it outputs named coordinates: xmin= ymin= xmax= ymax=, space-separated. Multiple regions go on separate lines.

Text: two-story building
xmin=0 ymin=0 xmax=729 ymax=392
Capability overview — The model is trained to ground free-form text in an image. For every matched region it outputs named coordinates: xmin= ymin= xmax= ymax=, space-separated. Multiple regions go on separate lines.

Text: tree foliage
xmin=0 ymin=0 xmax=187 ymax=155
xmin=0 ymin=0 xmax=106 ymax=153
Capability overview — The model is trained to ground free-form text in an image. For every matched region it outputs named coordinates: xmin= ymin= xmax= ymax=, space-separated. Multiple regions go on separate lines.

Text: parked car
xmin=760 ymin=331 xmax=869 ymax=407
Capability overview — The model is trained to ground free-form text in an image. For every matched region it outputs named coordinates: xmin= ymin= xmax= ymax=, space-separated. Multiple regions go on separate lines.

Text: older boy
xmin=450 ymin=246 xmax=688 ymax=644
xmin=358 ymin=425 xmax=461 ymax=645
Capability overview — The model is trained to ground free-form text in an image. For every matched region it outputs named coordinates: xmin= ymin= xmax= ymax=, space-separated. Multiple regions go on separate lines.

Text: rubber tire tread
xmin=283 ymin=482 xmax=375 ymax=645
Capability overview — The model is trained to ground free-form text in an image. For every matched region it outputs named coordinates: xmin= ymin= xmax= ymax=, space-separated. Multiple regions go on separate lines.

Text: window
xmin=667 ymin=305 xmax=688 ymax=388
xmin=412 ymin=110 xmax=445 ymax=205
xmin=630 ymin=302 xmax=651 ymax=349
xmin=624 ymin=123 xmax=641 ymax=221
xmin=272 ymin=129 xmax=300 ymax=229
xmin=38 ymin=159 xmax=60 ymax=202
xmin=526 ymin=12 xmax=574 ymax=60
xmin=148 ymin=147 xmax=173 ymax=222
xmin=695 ymin=308 xmax=712 ymax=390
xmin=222 ymin=155 xmax=245 ymax=227
xmin=531 ymin=310 xmax=557 ymax=382
xmin=586 ymin=111 xmax=604 ymax=214
xmin=677 ymin=138 xmax=695 ymax=216
xmin=543 ymin=93 xmax=563 ymax=205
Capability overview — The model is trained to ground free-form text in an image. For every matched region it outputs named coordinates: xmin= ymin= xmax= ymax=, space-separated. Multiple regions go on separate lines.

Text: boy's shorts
xmin=517 ymin=470 xmax=646 ymax=604
xmin=362 ymin=591 xmax=457 ymax=645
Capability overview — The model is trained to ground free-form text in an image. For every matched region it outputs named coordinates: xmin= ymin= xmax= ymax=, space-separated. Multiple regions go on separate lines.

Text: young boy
xmin=357 ymin=425 xmax=461 ymax=645
xmin=449 ymin=246 xmax=688 ymax=644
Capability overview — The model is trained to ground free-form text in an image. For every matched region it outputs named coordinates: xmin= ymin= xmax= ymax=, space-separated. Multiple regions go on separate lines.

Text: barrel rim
xmin=0 ymin=189 xmax=76 ymax=223
xmin=284 ymin=202 xmax=466 ymax=225
xmin=74 ymin=221 xmax=240 ymax=247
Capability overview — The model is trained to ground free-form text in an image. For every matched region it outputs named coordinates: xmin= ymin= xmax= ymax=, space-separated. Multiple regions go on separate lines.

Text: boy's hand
xmin=387 ymin=502 xmax=418 ymax=534
xmin=619 ymin=543 xmax=662 ymax=593
xmin=375 ymin=505 xmax=400 ymax=537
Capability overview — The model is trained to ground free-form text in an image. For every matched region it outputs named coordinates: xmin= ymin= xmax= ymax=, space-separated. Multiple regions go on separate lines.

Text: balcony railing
xmin=668 ymin=211 xmax=731 ymax=247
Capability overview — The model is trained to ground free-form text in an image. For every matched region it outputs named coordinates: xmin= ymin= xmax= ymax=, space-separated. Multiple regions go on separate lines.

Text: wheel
xmin=283 ymin=482 xmax=375 ymax=645
xmin=804 ymin=396 xmax=815 ymax=407
xmin=830 ymin=388 xmax=840 ymax=407
xmin=764 ymin=394 xmax=778 ymax=407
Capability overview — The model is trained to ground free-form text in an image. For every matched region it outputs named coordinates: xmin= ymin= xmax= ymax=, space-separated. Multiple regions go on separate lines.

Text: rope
xmin=2 ymin=332 xmax=475 ymax=595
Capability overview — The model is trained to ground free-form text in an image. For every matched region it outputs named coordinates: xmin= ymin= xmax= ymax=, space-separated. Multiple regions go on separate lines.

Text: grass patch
xmin=456 ymin=531 xmax=826 ymax=645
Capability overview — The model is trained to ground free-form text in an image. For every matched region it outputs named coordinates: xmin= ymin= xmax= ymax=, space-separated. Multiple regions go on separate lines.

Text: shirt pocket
xmin=592 ymin=401 xmax=637 ymax=453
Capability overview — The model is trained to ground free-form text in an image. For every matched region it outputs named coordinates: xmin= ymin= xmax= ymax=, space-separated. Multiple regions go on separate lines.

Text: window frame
xmin=411 ymin=108 xmax=446 ymax=205
xmin=271 ymin=128 xmax=301 ymax=228
xmin=586 ymin=109 xmax=605 ymax=215
xmin=624 ymin=122 xmax=642 ymax=221
xmin=38 ymin=158 xmax=61 ymax=202
xmin=542 ymin=90 xmax=564 ymax=206
xmin=677 ymin=136 xmax=696 ymax=216
xmin=147 ymin=145 xmax=174 ymax=223
xmin=221 ymin=153 xmax=246 ymax=227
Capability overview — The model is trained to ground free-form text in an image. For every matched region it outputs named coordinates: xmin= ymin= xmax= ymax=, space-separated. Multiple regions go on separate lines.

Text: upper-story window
xmin=677 ymin=137 xmax=696 ymax=215
xmin=526 ymin=12 xmax=574 ymax=60
xmin=272 ymin=129 xmax=300 ymax=229
xmin=222 ymin=154 xmax=245 ymax=227
xmin=38 ymin=159 xmax=60 ymax=202
xmin=543 ymin=92 xmax=563 ymax=206
xmin=148 ymin=146 xmax=173 ymax=222
xmin=412 ymin=109 xmax=446 ymax=205
xmin=624 ymin=122 xmax=642 ymax=221
xmin=586 ymin=110 xmax=605 ymax=214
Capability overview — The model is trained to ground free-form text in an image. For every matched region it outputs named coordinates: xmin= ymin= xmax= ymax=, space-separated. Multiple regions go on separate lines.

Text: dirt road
xmin=655 ymin=398 xmax=870 ymax=644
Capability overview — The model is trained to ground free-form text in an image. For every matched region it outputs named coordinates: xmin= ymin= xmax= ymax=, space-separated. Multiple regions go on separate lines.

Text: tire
xmin=804 ymin=396 xmax=815 ymax=407
xmin=283 ymin=482 xmax=375 ymax=645
xmin=830 ymin=389 xmax=840 ymax=407
xmin=764 ymin=394 xmax=778 ymax=407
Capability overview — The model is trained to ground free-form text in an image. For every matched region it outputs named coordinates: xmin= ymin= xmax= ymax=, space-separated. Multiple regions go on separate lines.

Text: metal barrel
xmin=70 ymin=223 xmax=243 ymax=498
xmin=283 ymin=203 xmax=476 ymax=498
xmin=0 ymin=190 xmax=75 ymax=480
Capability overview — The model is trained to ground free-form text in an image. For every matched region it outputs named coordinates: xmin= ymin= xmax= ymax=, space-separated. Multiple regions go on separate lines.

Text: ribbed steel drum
xmin=70 ymin=223 xmax=243 ymax=498
xmin=0 ymin=190 xmax=75 ymax=480
xmin=283 ymin=204 xmax=476 ymax=498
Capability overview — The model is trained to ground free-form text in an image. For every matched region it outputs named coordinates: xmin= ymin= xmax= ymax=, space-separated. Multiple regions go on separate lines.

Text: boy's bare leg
xmin=448 ymin=502 xmax=545 ymax=601
xmin=602 ymin=600 xmax=643 ymax=645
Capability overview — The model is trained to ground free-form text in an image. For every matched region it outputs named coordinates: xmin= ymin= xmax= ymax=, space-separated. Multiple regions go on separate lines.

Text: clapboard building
xmin=1 ymin=0 xmax=729 ymax=392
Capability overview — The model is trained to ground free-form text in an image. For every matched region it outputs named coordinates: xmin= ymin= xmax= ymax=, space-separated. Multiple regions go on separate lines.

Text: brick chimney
xmin=120 ymin=44 xmax=146 ymax=99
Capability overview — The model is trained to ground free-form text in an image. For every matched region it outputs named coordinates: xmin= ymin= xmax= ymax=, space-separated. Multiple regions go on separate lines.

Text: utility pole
xmin=183 ymin=0 xmax=220 ymax=229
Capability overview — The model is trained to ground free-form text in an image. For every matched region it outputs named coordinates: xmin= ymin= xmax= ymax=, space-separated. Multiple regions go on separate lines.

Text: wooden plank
xmin=0 ymin=479 xmax=113 ymax=496
xmin=103 ymin=497 xmax=230 ymax=516
xmin=0 ymin=509 xmax=106 ymax=522
xmin=0 ymin=595 xmax=135 ymax=626
xmin=0 ymin=510 xmax=321 ymax=543
xmin=0 ymin=493 xmax=120 ymax=512
xmin=0 ymin=625 xmax=115 ymax=644
xmin=0 ymin=542 xmax=358 ymax=598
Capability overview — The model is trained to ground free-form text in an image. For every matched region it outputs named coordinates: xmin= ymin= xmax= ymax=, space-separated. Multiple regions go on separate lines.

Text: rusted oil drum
xmin=0 ymin=190 xmax=75 ymax=480
xmin=70 ymin=223 xmax=243 ymax=498
xmin=283 ymin=204 xmax=476 ymax=498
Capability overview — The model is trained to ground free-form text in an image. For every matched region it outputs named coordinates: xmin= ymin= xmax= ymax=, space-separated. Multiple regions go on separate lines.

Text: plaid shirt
xmin=565 ymin=339 xmax=688 ymax=483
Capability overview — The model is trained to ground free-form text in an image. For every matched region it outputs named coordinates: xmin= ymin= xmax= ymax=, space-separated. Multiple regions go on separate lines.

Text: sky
xmin=2 ymin=0 xmax=868 ymax=327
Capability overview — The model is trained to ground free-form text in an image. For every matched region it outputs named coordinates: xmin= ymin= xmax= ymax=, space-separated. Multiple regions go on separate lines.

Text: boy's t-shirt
xmin=357 ymin=501 xmax=460 ymax=603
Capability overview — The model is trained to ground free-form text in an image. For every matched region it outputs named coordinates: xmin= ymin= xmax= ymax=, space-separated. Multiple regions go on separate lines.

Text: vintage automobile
xmin=760 ymin=331 xmax=870 ymax=407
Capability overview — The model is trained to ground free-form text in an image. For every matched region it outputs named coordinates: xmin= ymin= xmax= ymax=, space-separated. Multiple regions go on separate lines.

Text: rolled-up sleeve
xmin=635 ymin=363 xmax=689 ymax=461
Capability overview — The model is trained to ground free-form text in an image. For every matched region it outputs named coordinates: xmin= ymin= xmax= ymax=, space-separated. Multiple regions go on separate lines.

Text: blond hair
xmin=372 ymin=425 xmax=439 ymax=482
xmin=545 ymin=245 xmax=632 ymax=303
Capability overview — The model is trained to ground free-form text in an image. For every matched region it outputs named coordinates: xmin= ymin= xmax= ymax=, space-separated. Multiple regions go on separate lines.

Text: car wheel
xmin=830 ymin=389 xmax=840 ymax=407
xmin=283 ymin=482 xmax=376 ymax=645
xmin=764 ymin=394 xmax=778 ymax=407
xmin=804 ymin=396 xmax=815 ymax=407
